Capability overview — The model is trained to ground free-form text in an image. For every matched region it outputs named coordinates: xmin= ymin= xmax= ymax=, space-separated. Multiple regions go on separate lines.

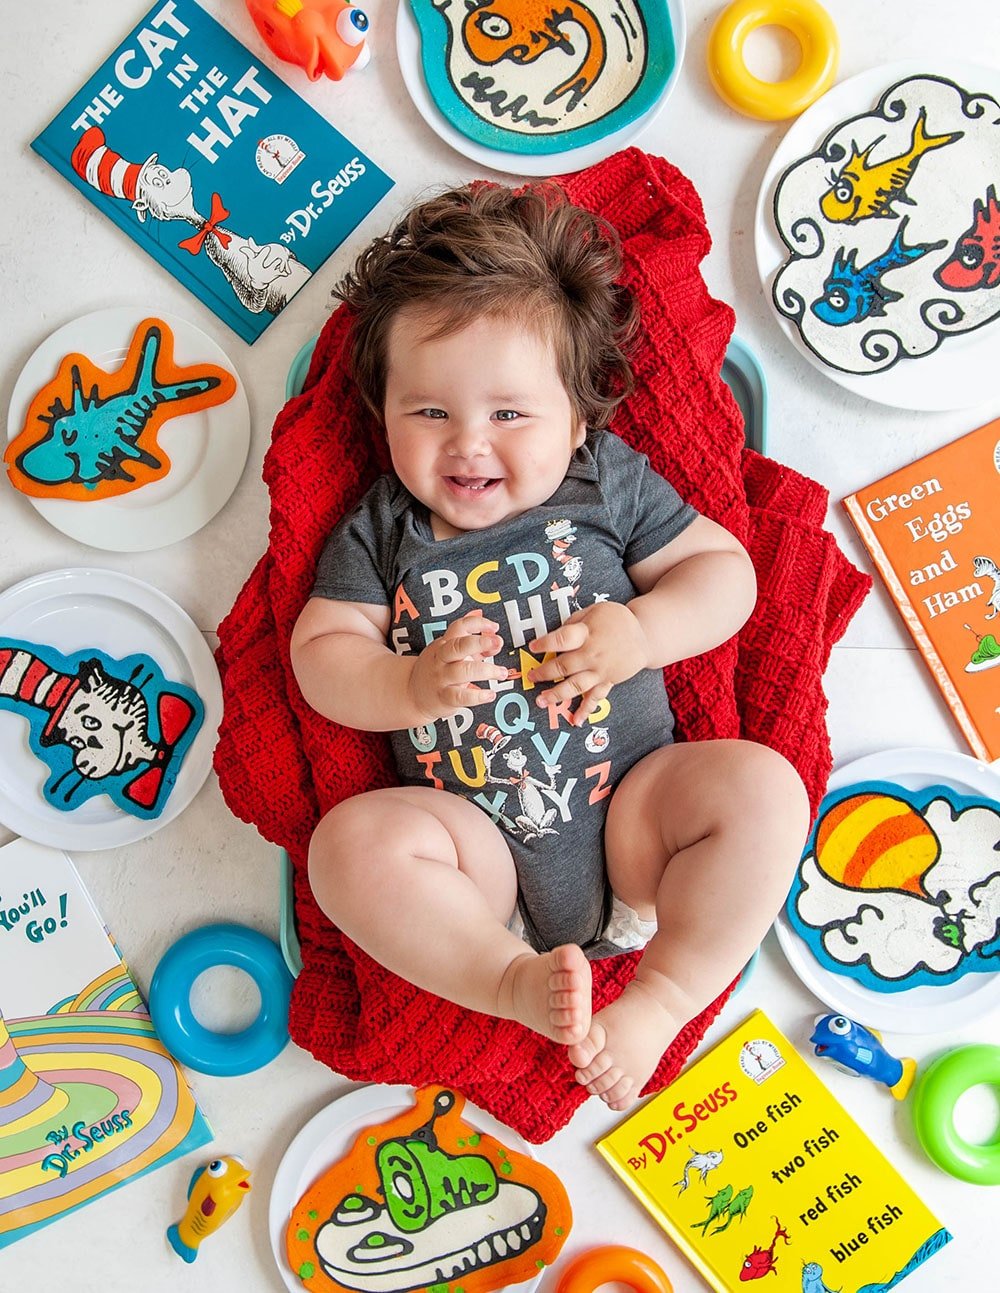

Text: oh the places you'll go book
xmin=0 ymin=838 xmax=211 ymax=1249
xmin=843 ymin=416 xmax=1000 ymax=762
xmin=32 ymin=0 xmax=393 ymax=343
xmin=597 ymin=1011 xmax=949 ymax=1293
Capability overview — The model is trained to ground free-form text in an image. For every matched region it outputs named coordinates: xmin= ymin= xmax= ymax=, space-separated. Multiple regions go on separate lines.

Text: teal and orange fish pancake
xmin=4 ymin=317 xmax=235 ymax=502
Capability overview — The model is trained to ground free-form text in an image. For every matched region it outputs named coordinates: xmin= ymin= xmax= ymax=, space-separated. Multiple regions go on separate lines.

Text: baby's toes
xmin=585 ymin=1066 xmax=625 ymax=1097
xmin=601 ymin=1074 xmax=639 ymax=1110
xmin=551 ymin=1012 xmax=586 ymax=1044
xmin=568 ymin=1022 xmax=605 ymax=1072
xmin=574 ymin=1052 xmax=615 ymax=1087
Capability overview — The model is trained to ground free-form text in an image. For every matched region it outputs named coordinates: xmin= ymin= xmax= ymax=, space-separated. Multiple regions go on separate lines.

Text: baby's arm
xmin=530 ymin=515 xmax=755 ymax=719
xmin=291 ymin=598 xmax=509 ymax=731
xmin=626 ymin=513 xmax=757 ymax=665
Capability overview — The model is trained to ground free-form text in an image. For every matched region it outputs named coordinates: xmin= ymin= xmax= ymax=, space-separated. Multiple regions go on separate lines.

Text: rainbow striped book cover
xmin=0 ymin=836 xmax=211 ymax=1249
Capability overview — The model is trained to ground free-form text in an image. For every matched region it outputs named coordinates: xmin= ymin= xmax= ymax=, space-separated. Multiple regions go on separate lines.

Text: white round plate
xmin=270 ymin=1084 xmax=543 ymax=1293
xmin=0 ymin=568 xmax=221 ymax=849
xmin=395 ymin=0 xmax=685 ymax=176
xmin=755 ymin=60 xmax=1000 ymax=411
xmin=775 ymin=746 xmax=1000 ymax=1033
xmin=6 ymin=307 xmax=250 ymax=551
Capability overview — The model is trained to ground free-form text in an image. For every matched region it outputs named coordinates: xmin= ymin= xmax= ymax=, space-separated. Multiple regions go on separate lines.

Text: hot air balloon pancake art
xmin=785 ymin=780 xmax=1000 ymax=993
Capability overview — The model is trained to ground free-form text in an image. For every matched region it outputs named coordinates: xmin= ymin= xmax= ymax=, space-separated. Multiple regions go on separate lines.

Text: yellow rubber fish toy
xmin=167 ymin=1156 xmax=252 ymax=1262
xmin=820 ymin=107 xmax=962 ymax=223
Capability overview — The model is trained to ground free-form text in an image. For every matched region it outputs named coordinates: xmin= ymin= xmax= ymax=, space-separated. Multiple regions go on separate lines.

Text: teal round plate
xmin=397 ymin=0 xmax=685 ymax=174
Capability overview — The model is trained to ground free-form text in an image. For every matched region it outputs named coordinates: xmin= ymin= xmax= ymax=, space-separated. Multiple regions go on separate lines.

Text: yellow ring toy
xmin=707 ymin=0 xmax=838 ymax=121
xmin=556 ymin=1245 xmax=673 ymax=1293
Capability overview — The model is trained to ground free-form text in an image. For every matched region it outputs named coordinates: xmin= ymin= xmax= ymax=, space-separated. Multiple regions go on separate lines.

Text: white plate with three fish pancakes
xmin=755 ymin=61 xmax=1000 ymax=411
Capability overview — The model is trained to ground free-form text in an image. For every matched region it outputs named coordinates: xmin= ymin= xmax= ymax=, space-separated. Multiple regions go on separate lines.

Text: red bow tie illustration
xmin=178 ymin=192 xmax=233 ymax=255
xmin=122 ymin=692 xmax=197 ymax=811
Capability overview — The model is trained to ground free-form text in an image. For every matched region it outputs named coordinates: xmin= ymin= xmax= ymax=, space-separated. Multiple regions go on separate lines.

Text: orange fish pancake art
xmin=285 ymin=1086 xmax=571 ymax=1293
xmin=462 ymin=0 xmax=606 ymax=110
xmin=5 ymin=317 xmax=236 ymax=502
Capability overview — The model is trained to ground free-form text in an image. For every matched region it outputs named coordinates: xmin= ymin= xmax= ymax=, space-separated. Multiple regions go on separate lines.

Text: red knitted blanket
xmin=213 ymin=148 xmax=871 ymax=1143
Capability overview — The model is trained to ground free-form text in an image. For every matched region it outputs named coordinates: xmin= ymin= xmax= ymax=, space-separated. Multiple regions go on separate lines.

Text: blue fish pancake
xmin=5 ymin=316 xmax=235 ymax=501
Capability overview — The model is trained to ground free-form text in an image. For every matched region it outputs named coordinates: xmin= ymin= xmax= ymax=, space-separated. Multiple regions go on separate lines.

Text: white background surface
xmin=2 ymin=2 xmax=999 ymax=1290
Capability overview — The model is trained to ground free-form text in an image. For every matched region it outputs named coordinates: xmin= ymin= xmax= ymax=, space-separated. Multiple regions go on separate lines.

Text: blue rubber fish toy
xmin=811 ymin=218 xmax=945 ymax=326
xmin=167 ymin=1156 xmax=252 ymax=1262
xmin=809 ymin=1015 xmax=916 ymax=1100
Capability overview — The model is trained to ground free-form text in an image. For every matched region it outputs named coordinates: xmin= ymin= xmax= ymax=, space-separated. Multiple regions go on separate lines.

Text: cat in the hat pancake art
xmin=0 ymin=640 xmax=204 ymax=820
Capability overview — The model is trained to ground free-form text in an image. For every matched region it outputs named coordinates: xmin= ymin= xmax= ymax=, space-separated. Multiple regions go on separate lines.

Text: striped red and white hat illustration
xmin=476 ymin=722 xmax=510 ymax=751
xmin=70 ymin=126 xmax=154 ymax=201
xmin=0 ymin=645 xmax=78 ymax=744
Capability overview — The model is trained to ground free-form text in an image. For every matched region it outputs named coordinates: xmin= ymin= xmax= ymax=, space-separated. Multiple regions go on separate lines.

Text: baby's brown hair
xmin=333 ymin=182 xmax=638 ymax=428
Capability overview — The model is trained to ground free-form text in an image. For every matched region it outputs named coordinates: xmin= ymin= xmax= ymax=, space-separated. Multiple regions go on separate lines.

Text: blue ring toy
xmin=149 ymin=924 xmax=294 ymax=1076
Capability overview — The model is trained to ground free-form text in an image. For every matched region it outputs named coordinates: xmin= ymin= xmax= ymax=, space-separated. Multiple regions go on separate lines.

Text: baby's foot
xmin=498 ymin=945 xmax=592 ymax=1045
xmin=568 ymin=979 xmax=680 ymax=1111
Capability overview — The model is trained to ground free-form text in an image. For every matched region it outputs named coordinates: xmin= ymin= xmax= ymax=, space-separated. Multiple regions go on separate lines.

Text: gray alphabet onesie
xmin=312 ymin=429 xmax=697 ymax=957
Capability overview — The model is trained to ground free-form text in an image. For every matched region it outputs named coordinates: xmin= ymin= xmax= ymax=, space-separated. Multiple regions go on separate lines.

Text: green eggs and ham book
xmin=843 ymin=415 xmax=1000 ymax=762
xmin=32 ymin=0 xmax=393 ymax=343
xmin=0 ymin=837 xmax=211 ymax=1249
xmin=597 ymin=1011 xmax=949 ymax=1292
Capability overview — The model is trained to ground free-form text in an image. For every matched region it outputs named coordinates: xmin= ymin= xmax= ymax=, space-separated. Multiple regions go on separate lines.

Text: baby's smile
xmin=444 ymin=475 xmax=501 ymax=494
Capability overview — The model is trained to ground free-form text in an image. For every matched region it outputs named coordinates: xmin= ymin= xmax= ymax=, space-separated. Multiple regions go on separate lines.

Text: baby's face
xmin=383 ymin=309 xmax=586 ymax=539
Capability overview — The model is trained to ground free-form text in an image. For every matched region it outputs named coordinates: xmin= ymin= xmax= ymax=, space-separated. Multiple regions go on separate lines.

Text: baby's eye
xmin=416 ymin=408 xmax=447 ymax=419
xmin=494 ymin=409 xmax=521 ymax=422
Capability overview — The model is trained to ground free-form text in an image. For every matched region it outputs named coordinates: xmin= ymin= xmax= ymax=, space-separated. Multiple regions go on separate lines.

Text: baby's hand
xmin=408 ymin=612 xmax=510 ymax=721
xmin=529 ymin=602 xmax=649 ymax=723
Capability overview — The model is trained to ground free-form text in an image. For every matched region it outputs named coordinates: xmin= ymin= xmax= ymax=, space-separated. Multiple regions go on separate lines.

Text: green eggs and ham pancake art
xmin=771 ymin=73 xmax=1000 ymax=376
xmin=407 ymin=0 xmax=676 ymax=155
xmin=285 ymin=1087 xmax=571 ymax=1293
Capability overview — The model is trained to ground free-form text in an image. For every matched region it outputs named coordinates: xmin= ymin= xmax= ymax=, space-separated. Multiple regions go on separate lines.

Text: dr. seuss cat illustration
xmin=0 ymin=640 xmax=203 ymax=818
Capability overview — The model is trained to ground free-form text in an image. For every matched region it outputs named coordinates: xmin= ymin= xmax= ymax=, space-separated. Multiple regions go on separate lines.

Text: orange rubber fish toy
xmin=245 ymin=0 xmax=370 ymax=81
xmin=167 ymin=1156 xmax=252 ymax=1262
xmin=820 ymin=107 xmax=962 ymax=223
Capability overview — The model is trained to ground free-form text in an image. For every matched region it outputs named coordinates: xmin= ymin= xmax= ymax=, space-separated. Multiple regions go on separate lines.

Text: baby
xmin=291 ymin=183 xmax=809 ymax=1110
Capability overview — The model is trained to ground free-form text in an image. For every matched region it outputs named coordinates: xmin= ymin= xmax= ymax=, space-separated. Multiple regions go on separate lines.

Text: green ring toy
xmin=911 ymin=1044 xmax=1000 ymax=1185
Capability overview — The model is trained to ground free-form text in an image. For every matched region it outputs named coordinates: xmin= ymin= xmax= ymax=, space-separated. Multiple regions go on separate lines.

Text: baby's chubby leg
xmin=308 ymin=786 xmax=591 ymax=1044
xmin=570 ymin=740 xmax=809 ymax=1110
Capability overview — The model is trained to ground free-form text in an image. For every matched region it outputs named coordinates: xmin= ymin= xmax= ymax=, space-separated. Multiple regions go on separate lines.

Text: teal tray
xmin=277 ymin=336 xmax=769 ymax=977
xmin=285 ymin=333 xmax=768 ymax=452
